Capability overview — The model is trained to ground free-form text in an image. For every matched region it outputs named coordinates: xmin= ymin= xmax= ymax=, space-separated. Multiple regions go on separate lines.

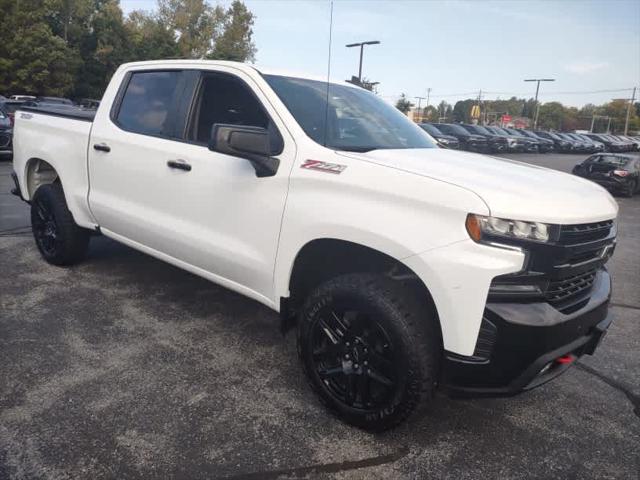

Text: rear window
xmin=116 ymin=71 xmax=180 ymax=137
xmin=592 ymin=155 xmax=629 ymax=167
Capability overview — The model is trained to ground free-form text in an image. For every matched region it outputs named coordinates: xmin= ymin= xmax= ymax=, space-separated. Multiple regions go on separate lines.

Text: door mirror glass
xmin=209 ymin=124 xmax=280 ymax=177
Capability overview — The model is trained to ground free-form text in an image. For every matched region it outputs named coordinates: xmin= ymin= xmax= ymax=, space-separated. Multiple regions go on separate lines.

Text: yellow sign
xmin=471 ymin=105 xmax=481 ymax=119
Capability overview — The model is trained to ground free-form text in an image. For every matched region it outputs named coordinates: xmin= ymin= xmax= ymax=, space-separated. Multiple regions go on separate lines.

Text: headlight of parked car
xmin=466 ymin=214 xmax=555 ymax=243
xmin=439 ymin=138 xmax=451 ymax=144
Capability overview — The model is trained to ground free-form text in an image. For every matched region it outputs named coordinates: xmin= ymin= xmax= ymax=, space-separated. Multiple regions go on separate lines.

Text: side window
xmin=116 ymin=71 xmax=180 ymax=137
xmin=188 ymin=73 xmax=269 ymax=144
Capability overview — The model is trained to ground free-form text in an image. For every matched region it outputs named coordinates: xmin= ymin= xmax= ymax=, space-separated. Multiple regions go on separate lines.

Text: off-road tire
xmin=31 ymin=183 xmax=90 ymax=265
xmin=297 ymin=273 xmax=440 ymax=432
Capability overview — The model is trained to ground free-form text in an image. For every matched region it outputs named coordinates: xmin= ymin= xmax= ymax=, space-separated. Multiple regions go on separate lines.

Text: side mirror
xmin=209 ymin=124 xmax=281 ymax=178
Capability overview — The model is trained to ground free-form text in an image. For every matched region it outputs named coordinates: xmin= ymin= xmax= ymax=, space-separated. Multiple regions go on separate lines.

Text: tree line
xmin=0 ymin=0 xmax=256 ymax=100
xmin=397 ymin=93 xmax=640 ymax=133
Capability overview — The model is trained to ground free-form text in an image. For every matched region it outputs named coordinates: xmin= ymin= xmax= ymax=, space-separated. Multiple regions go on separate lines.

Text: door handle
xmin=167 ymin=159 xmax=192 ymax=172
xmin=93 ymin=143 xmax=111 ymax=152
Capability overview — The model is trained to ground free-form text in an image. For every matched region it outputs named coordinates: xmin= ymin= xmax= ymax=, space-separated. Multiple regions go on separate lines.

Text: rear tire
xmin=297 ymin=273 xmax=440 ymax=431
xmin=31 ymin=183 xmax=90 ymax=265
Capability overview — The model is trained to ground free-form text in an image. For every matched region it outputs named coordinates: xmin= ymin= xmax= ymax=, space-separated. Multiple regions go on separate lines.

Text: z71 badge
xmin=300 ymin=159 xmax=347 ymax=174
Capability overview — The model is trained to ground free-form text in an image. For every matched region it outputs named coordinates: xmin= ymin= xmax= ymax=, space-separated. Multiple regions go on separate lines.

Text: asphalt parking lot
xmin=1 ymin=153 xmax=638 ymax=479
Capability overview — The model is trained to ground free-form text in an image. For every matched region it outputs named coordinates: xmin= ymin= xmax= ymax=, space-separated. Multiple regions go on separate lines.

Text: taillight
xmin=613 ymin=170 xmax=629 ymax=177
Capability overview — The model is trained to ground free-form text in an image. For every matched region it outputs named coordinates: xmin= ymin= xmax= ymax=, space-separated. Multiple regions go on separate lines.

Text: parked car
xmin=614 ymin=135 xmax=640 ymax=151
xmin=10 ymin=95 xmax=36 ymax=101
xmin=0 ymin=106 xmax=12 ymax=158
xmin=418 ymin=123 xmax=460 ymax=149
xmin=534 ymin=131 xmax=574 ymax=153
xmin=460 ymin=124 xmax=510 ymax=153
xmin=428 ymin=123 xmax=489 ymax=152
xmin=483 ymin=126 xmax=529 ymax=152
xmin=501 ymin=128 xmax=546 ymax=153
xmin=556 ymin=133 xmax=589 ymax=153
xmin=585 ymin=134 xmax=627 ymax=153
xmin=569 ymin=133 xmax=605 ymax=153
xmin=572 ymin=153 xmax=639 ymax=197
xmin=11 ymin=60 xmax=618 ymax=431
xmin=0 ymin=100 xmax=37 ymax=125
xmin=516 ymin=130 xmax=556 ymax=152
xmin=35 ymin=96 xmax=74 ymax=106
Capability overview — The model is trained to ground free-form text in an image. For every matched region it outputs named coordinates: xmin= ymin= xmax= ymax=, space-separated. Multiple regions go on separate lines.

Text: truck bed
xmin=12 ymin=106 xmax=96 ymax=229
xmin=19 ymin=105 xmax=96 ymax=122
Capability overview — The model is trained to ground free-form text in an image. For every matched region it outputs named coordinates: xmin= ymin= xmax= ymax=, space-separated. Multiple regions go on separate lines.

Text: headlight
xmin=439 ymin=138 xmax=450 ymax=144
xmin=507 ymin=138 xmax=517 ymax=146
xmin=466 ymin=214 xmax=554 ymax=243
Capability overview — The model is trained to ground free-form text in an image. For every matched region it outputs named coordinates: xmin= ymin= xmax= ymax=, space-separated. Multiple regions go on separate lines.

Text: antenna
xmin=323 ymin=0 xmax=334 ymax=148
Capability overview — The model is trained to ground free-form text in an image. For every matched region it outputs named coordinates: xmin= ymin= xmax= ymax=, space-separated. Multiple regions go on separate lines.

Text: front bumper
xmin=442 ymin=268 xmax=612 ymax=397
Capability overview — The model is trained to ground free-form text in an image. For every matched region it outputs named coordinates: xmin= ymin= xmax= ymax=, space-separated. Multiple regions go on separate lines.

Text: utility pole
xmin=624 ymin=87 xmax=637 ymax=135
xmin=345 ymin=40 xmax=380 ymax=83
xmin=414 ymin=96 xmax=426 ymax=122
xmin=525 ymin=78 xmax=555 ymax=130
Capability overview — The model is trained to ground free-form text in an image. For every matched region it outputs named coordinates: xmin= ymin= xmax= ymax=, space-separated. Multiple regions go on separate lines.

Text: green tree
xmin=158 ymin=0 xmax=225 ymax=58
xmin=126 ymin=10 xmax=180 ymax=61
xmin=209 ymin=0 xmax=256 ymax=61
xmin=537 ymin=102 xmax=564 ymax=130
xmin=73 ymin=0 xmax=130 ymax=98
xmin=395 ymin=94 xmax=413 ymax=114
xmin=0 ymin=0 xmax=77 ymax=95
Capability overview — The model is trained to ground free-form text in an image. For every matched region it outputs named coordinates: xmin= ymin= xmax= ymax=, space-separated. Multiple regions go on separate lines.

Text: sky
xmin=120 ymin=0 xmax=640 ymax=108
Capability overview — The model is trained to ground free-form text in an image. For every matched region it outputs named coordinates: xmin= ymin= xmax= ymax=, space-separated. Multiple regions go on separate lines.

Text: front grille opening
xmin=559 ymin=220 xmax=613 ymax=245
xmin=545 ymin=269 xmax=597 ymax=308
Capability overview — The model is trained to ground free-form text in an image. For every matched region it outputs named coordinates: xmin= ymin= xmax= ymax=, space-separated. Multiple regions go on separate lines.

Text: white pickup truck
xmin=11 ymin=60 xmax=618 ymax=431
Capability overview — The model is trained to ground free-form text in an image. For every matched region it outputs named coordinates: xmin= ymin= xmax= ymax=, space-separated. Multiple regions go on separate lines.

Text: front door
xmin=88 ymin=66 xmax=295 ymax=304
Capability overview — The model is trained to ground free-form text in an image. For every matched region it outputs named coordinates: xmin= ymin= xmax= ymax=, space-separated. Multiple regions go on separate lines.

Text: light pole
xmin=525 ymin=78 xmax=555 ymax=130
xmin=346 ymin=40 xmax=380 ymax=83
xmin=414 ymin=96 xmax=426 ymax=122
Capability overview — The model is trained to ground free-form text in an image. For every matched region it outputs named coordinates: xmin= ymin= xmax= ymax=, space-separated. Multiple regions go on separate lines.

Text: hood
xmin=339 ymin=148 xmax=618 ymax=225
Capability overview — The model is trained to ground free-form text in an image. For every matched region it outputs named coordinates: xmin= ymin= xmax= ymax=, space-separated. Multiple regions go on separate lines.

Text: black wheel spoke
xmin=366 ymin=349 xmax=394 ymax=376
xmin=318 ymin=365 xmax=343 ymax=378
xmin=330 ymin=310 xmax=349 ymax=334
xmin=367 ymin=367 xmax=394 ymax=387
xmin=344 ymin=374 xmax=357 ymax=405
xmin=318 ymin=317 xmax=341 ymax=345
xmin=356 ymin=371 xmax=370 ymax=404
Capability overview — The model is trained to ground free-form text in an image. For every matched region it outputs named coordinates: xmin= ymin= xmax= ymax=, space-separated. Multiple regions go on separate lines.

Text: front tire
xmin=31 ymin=183 xmax=90 ymax=265
xmin=297 ymin=274 xmax=440 ymax=431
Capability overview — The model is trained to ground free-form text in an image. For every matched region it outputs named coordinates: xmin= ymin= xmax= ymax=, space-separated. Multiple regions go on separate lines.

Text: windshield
xmin=472 ymin=125 xmax=492 ymax=135
xmin=419 ymin=123 xmax=443 ymax=136
xmin=264 ymin=75 xmax=436 ymax=152
xmin=438 ymin=123 xmax=469 ymax=135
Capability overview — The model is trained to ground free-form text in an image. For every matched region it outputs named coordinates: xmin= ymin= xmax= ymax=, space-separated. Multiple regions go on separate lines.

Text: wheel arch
xmin=24 ymin=157 xmax=60 ymax=200
xmin=280 ymin=238 xmax=442 ymax=344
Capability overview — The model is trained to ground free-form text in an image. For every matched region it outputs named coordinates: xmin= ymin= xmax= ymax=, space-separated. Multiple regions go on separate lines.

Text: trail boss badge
xmin=300 ymin=159 xmax=347 ymax=174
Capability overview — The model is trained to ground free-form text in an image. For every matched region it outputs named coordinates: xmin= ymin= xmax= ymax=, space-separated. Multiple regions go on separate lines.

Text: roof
xmin=119 ymin=59 xmax=357 ymax=88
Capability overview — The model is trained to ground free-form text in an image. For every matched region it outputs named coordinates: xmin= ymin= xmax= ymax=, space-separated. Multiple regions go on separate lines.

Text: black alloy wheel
xmin=32 ymin=197 xmax=59 ymax=257
xmin=30 ymin=183 xmax=90 ymax=265
xmin=298 ymin=274 xmax=440 ymax=431
xmin=309 ymin=306 xmax=399 ymax=411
